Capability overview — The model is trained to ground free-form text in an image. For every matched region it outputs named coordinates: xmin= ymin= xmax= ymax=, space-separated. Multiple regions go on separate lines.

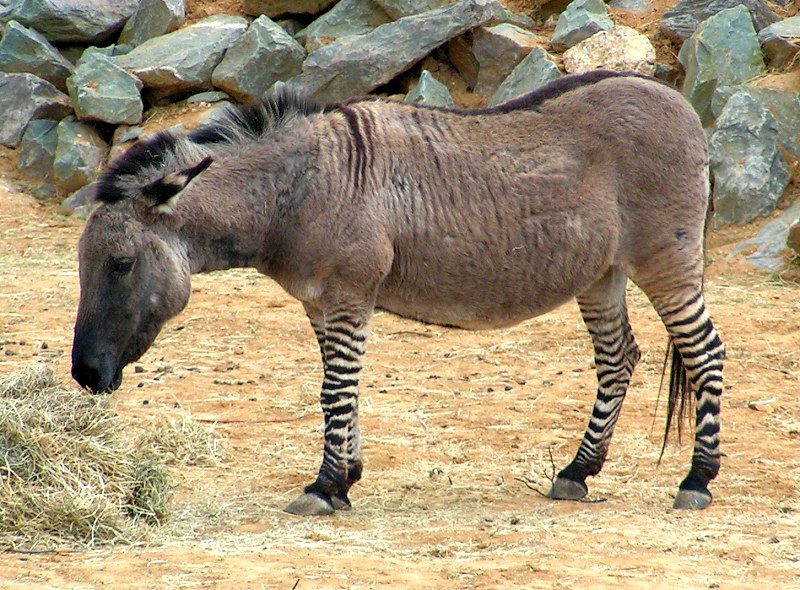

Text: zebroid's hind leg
xmin=285 ymin=304 xmax=369 ymax=516
xmin=550 ymin=268 xmax=641 ymax=501
xmin=654 ymin=291 xmax=724 ymax=510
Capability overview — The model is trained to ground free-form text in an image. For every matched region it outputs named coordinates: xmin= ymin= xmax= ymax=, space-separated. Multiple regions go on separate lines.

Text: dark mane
xmin=480 ymin=70 xmax=656 ymax=114
xmin=95 ymin=131 xmax=180 ymax=204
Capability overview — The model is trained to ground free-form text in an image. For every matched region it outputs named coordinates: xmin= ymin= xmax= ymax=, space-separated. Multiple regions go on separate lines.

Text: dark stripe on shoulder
xmin=338 ymin=106 xmax=367 ymax=190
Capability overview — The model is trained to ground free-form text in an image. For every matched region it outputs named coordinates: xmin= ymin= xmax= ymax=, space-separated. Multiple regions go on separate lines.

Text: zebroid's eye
xmin=109 ymin=257 xmax=135 ymax=275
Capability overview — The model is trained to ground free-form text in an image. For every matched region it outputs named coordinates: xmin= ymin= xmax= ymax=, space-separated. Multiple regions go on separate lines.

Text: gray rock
xmin=376 ymin=0 xmax=534 ymax=27
xmin=53 ymin=117 xmax=108 ymax=196
xmin=59 ymin=181 xmax=98 ymax=218
xmin=296 ymin=0 xmax=392 ymax=53
xmin=608 ymin=0 xmax=652 ymax=14
xmin=0 ymin=20 xmax=74 ymax=91
xmin=660 ymin=0 xmax=779 ymax=45
xmin=118 ymin=0 xmax=186 ymax=48
xmin=488 ymin=46 xmax=561 ymax=107
xmin=678 ymin=5 xmax=766 ymax=125
xmin=728 ymin=201 xmax=800 ymax=271
xmin=75 ymin=45 xmax=118 ymax=67
xmin=712 ymin=85 xmax=800 ymax=160
xmin=17 ymin=118 xmax=58 ymax=199
xmin=654 ymin=62 xmax=683 ymax=87
xmin=550 ymin=0 xmax=614 ymax=51
xmin=374 ymin=0 xmax=449 ymax=18
xmin=285 ymin=0 xmax=496 ymax=102
xmin=472 ymin=23 xmax=546 ymax=97
xmin=186 ymin=90 xmax=230 ymax=104
xmin=112 ymin=124 xmax=143 ymax=144
xmin=115 ymin=15 xmax=248 ymax=99
xmin=212 ymin=15 xmax=305 ymax=103
xmin=404 ymin=69 xmax=454 ymax=107
xmin=709 ymin=91 xmax=791 ymax=227
xmin=0 ymin=72 xmax=71 ymax=148
xmin=758 ymin=16 xmax=800 ymax=69
xmin=243 ymin=0 xmax=338 ymax=19
xmin=9 ymin=0 xmax=140 ymax=43
xmin=67 ymin=57 xmax=143 ymax=124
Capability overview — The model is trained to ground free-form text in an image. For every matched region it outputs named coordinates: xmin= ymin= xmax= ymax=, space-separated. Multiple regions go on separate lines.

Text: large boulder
xmin=709 ymin=91 xmax=791 ymax=227
xmin=404 ymin=69 xmax=455 ymax=107
xmin=118 ymin=0 xmax=186 ymax=49
xmin=758 ymin=16 xmax=800 ymax=69
xmin=678 ymin=5 xmax=766 ymax=125
xmin=53 ymin=116 xmax=108 ymax=196
xmin=8 ymin=0 xmax=140 ymax=43
xmin=212 ymin=16 xmax=306 ymax=103
xmin=562 ymin=26 xmax=655 ymax=75
xmin=285 ymin=0 xmax=496 ymax=102
xmin=728 ymin=201 xmax=800 ymax=271
xmin=296 ymin=0 xmax=392 ymax=52
xmin=115 ymin=15 xmax=248 ymax=99
xmin=472 ymin=23 xmax=546 ymax=97
xmin=67 ymin=56 xmax=143 ymax=124
xmin=0 ymin=20 xmax=74 ymax=91
xmin=0 ymin=72 xmax=71 ymax=148
xmin=489 ymin=46 xmax=561 ymax=107
xmin=550 ymin=0 xmax=614 ymax=51
xmin=243 ymin=0 xmax=338 ymax=19
xmin=660 ymin=0 xmax=779 ymax=45
xmin=17 ymin=119 xmax=59 ymax=199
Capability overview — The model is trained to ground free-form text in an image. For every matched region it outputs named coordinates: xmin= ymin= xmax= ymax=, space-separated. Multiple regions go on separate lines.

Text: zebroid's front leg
xmin=285 ymin=306 xmax=370 ymax=516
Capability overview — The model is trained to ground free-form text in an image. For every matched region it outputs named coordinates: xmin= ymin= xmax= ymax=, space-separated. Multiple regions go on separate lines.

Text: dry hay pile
xmin=0 ymin=363 xmax=224 ymax=550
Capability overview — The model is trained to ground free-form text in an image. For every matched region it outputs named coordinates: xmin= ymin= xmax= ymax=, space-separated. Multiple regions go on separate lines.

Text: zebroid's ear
xmin=142 ymin=156 xmax=214 ymax=213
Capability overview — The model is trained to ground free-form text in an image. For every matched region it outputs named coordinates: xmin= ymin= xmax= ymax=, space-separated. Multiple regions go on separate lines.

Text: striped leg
xmin=654 ymin=291 xmax=724 ymax=509
xmin=285 ymin=304 xmax=369 ymax=516
xmin=550 ymin=269 xmax=640 ymax=501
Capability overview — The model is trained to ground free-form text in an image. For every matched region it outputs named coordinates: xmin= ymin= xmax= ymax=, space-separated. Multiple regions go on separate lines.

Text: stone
xmin=608 ymin=0 xmax=652 ymax=14
xmin=374 ymin=0 xmax=450 ymax=18
xmin=53 ymin=116 xmax=108 ymax=196
xmin=8 ymin=0 xmax=140 ymax=43
xmin=678 ymin=5 xmax=766 ymax=125
xmin=296 ymin=0 xmax=392 ymax=53
xmin=660 ymin=0 xmax=779 ymax=45
xmin=67 ymin=56 xmax=143 ymax=124
xmin=709 ymin=91 xmax=791 ymax=227
xmin=112 ymin=125 xmax=143 ymax=145
xmin=284 ymin=0 xmax=496 ymax=102
xmin=711 ymin=85 xmax=800 ymax=160
xmin=489 ymin=46 xmax=561 ymax=106
xmin=563 ymin=26 xmax=655 ymax=75
xmin=654 ymin=62 xmax=683 ymax=87
xmin=472 ymin=23 xmax=546 ymax=97
xmin=243 ymin=0 xmax=338 ymax=19
xmin=118 ymin=0 xmax=186 ymax=48
xmin=447 ymin=34 xmax=479 ymax=89
xmin=212 ymin=15 xmax=305 ymax=103
xmin=728 ymin=201 xmax=800 ymax=271
xmin=758 ymin=16 xmax=800 ymax=69
xmin=75 ymin=45 xmax=117 ymax=67
xmin=17 ymin=119 xmax=58 ymax=199
xmin=0 ymin=20 xmax=74 ymax=91
xmin=0 ymin=72 xmax=71 ymax=148
xmin=404 ymin=69 xmax=455 ymax=107
xmin=788 ymin=220 xmax=800 ymax=255
xmin=550 ymin=0 xmax=614 ymax=51
xmin=115 ymin=15 xmax=248 ymax=99
xmin=186 ymin=90 xmax=230 ymax=104
xmin=59 ymin=181 xmax=98 ymax=218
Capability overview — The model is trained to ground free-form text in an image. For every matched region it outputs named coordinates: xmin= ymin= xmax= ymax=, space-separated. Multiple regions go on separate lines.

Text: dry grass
xmin=137 ymin=414 xmax=226 ymax=468
xmin=0 ymin=364 xmax=171 ymax=549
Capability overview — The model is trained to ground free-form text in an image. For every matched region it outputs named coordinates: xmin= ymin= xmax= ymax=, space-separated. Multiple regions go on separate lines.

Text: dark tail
xmin=659 ymin=340 xmax=692 ymax=462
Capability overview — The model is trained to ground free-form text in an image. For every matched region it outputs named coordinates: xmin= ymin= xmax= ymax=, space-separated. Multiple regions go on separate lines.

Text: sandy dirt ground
xmin=2 ymin=0 xmax=800 ymax=587
xmin=1 ymin=168 xmax=799 ymax=589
